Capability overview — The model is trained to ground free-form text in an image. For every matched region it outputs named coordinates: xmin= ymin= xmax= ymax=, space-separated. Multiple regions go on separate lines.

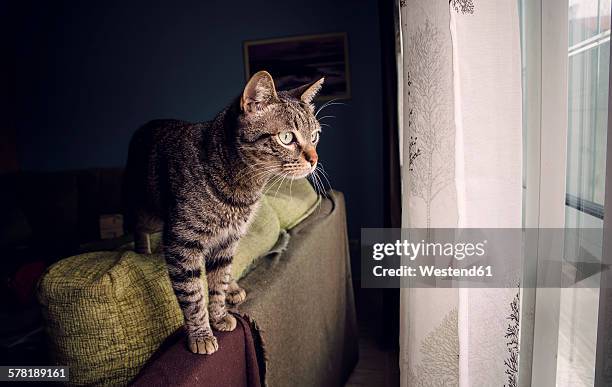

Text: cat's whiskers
xmin=315 ymin=98 xmax=348 ymax=118
xmin=235 ymin=169 xmax=275 ymax=185
xmin=316 ymin=171 xmax=325 ymax=196
xmin=320 ymin=101 xmax=348 ymax=109
xmin=282 ymin=161 xmax=311 ymax=177
xmin=265 ymin=171 xmax=287 ymax=190
xmin=262 ymin=173 xmax=287 ymax=197
xmin=237 ymin=172 xmax=275 ymax=192
xmin=307 ymin=170 xmax=323 ymax=197
xmin=317 ymin=163 xmax=333 ymax=194
xmin=315 ymin=99 xmax=336 ymax=117
xmin=234 ymin=161 xmax=281 ymax=181
xmin=282 ymin=165 xmax=310 ymax=180
xmin=252 ymin=171 xmax=279 ymax=187
xmin=257 ymin=162 xmax=310 ymax=198
xmin=316 ymin=172 xmax=327 ymax=206
xmin=252 ymin=170 xmax=278 ymax=185
xmin=235 ymin=162 xmax=281 ymax=182
xmin=315 ymin=169 xmax=328 ymax=199
xmin=234 ymin=165 xmax=268 ymax=182
xmin=272 ymin=172 xmax=289 ymax=198
xmin=309 ymin=171 xmax=325 ymax=212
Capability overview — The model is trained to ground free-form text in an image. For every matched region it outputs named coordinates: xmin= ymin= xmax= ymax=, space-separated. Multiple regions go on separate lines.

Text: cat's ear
xmin=290 ymin=77 xmax=325 ymax=104
xmin=241 ymin=71 xmax=278 ymax=114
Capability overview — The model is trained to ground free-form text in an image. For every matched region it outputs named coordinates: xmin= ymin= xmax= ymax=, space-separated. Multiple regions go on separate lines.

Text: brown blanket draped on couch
xmin=132 ymin=315 xmax=261 ymax=387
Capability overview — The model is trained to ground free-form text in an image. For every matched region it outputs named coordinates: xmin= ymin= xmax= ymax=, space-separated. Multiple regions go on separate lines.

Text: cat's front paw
xmin=187 ymin=334 xmax=218 ymax=355
xmin=211 ymin=314 xmax=237 ymax=332
xmin=226 ymin=287 xmax=247 ymax=306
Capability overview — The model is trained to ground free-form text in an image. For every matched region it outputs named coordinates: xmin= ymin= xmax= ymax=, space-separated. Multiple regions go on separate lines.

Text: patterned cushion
xmin=38 ymin=251 xmax=183 ymax=386
xmin=38 ymin=180 xmax=317 ymax=386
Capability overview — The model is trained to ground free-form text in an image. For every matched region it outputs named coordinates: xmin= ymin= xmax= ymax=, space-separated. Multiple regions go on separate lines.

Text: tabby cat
xmin=123 ymin=71 xmax=324 ymax=354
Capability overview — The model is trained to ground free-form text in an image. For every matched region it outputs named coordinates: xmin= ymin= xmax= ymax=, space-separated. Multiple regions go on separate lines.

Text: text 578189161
xmin=1 ymin=367 xmax=69 ymax=382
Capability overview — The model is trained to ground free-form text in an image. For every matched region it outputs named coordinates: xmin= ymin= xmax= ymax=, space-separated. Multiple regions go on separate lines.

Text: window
xmin=565 ymin=0 xmax=610 ymax=225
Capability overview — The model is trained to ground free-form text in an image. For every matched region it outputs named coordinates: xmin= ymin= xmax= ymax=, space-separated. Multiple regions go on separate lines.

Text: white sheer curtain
xmin=399 ymin=1 xmax=523 ymax=385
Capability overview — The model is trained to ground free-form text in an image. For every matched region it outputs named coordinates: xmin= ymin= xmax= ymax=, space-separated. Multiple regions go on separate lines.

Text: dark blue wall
xmin=13 ymin=0 xmax=384 ymax=239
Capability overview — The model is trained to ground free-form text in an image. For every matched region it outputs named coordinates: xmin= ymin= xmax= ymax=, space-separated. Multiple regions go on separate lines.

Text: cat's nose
xmin=303 ymin=148 xmax=318 ymax=167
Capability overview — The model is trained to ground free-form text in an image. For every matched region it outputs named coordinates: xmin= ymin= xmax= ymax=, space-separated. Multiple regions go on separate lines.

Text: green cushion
xmin=234 ymin=196 xmax=281 ymax=278
xmin=38 ymin=180 xmax=316 ymax=386
xmin=265 ymin=178 xmax=320 ymax=229
xmin=38 ymin=251 xmax=183 ymax=386
xmin=121 ymin=195 xmax=281 ymax=280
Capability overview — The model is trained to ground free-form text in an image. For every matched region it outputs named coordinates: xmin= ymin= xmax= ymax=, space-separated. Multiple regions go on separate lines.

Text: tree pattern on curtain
xmin=406 ymin=19 xmax=455 ymax=228
xmin=407 ymin=309 xmax=459 ymax=387
xmin=450 ymin=0 xmax=475 ymax=15
xmin=504 ymin=289 xmax=520 ymax=387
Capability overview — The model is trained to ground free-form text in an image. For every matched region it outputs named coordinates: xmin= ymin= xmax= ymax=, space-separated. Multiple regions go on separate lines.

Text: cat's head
xmin=236 ymin=71 xmax=324 ymax=180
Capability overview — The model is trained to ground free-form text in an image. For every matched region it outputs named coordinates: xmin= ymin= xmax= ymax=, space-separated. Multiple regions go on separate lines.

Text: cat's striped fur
xmin=123 ymin=71 xmax=324 ymax=354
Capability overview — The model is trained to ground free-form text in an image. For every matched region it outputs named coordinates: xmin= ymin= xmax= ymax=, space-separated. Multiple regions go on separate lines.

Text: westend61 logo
xmin=372 ymin=239 xmax=487 ymax=261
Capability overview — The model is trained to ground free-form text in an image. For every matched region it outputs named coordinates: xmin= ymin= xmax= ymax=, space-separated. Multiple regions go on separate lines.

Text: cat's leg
xmin=164 ymin=225 xmax=217 ymax=355
xmin=134 ymin=210 xmax=163 ymax=254
xmin=206 ymin=241 xmax=238 ymax=332
xmin=226 ymin=277 xmax=247 ymax=306
xmin=134 ymin=232 xmax=152 ymax=254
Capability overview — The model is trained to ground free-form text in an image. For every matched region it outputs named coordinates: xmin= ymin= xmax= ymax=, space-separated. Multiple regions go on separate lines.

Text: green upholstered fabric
xmin=233 ymin=196 xmax=281 ymax=279
xmin=37 ymin=179 xmax=316 ymax=386
xmin=38 ymin=251 xmax=183 ymax=386
xmin=116 ymin=195 xmax=281 ymax=280
xmin=265 ymin=178 xmax=320 ymax=230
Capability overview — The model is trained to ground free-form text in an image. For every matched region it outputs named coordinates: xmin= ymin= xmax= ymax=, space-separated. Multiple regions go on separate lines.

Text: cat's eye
xmin=278 ymin=131 xmax=295 ymax=145
xmin=311 ymin=130 xmax=321 ymax=143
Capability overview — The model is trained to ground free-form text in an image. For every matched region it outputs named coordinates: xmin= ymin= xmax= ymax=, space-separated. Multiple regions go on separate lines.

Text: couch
xmin=5 ymin=168 xmax=359 ymax=386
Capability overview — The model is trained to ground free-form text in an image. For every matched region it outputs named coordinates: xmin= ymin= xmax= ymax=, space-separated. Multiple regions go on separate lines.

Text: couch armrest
xmin=131 ymin=314 xmax=261 ymax=387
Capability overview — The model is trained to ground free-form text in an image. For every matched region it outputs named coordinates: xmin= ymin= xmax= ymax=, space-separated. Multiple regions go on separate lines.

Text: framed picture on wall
xmin=243 ymin=32 xmax=350 ymax=101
